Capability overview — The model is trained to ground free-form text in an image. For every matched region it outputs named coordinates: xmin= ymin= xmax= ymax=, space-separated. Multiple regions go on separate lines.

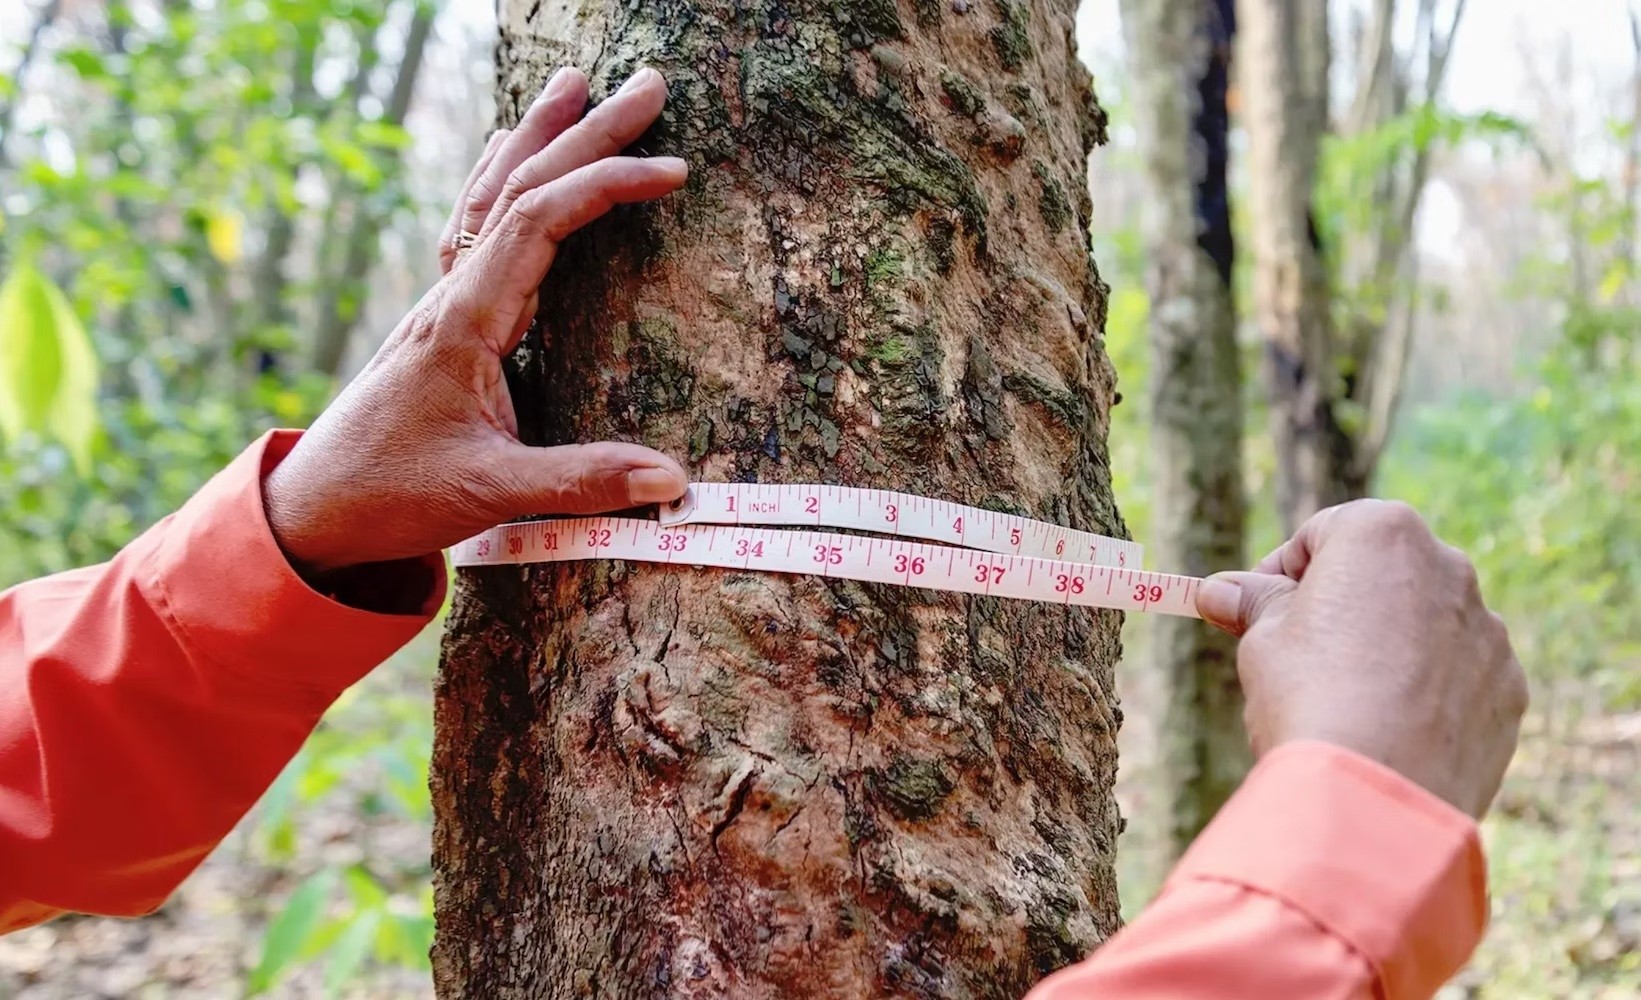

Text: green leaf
xmin=376 ymin=910 xmax=435 ymax=970
xmin=343 ymin=866 xmax=389 ymax=909
xmin=0 ymin=263 xmax=59 ymax=438
xmin=58 ymin=47 xmax=109 ymax=82
xmin=44 ymin=283 xmax=98 ymax=475
xmin=0 ymin=262 xmax=100 ymax=473
xmin=247 ymin=871 xmax=335 ymax=996
xmin=355 ymin=121 xmax=411 ymax=151
xmin=324 ymin=908 xmax=382 ymax=995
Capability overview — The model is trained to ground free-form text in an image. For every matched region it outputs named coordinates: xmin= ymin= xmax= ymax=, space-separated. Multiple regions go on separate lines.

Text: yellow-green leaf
xmin=44 ymin=276 xmax=97 ymax=474
xmin=0 ymin=262 xmax=60 ymax=439
xmin=206 ymin=206 xmax=245 ymax=264
xmin=1597 ymin=261 xmax=1628 ymax=304
xmin=0 ymin=262 xmax=101 ymax=473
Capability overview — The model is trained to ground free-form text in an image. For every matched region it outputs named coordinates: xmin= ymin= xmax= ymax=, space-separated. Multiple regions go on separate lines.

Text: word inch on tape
xmin=660 ymin=482 xmax=1144 ymax=569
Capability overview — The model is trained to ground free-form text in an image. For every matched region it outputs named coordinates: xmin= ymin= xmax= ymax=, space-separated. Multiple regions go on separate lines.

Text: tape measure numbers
xmin=452 ymin=484 xmax=1203 ymax=619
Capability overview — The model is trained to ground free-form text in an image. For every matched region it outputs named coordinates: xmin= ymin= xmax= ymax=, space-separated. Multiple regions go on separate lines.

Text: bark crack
xmin=726 ymin=735 xmax=779 ymax=766
xmin=669 ymin=805 xmax=693 ymax=867
xmin=765 ymin=804 xmax=805 ymax=847
xmin=709 ymin=761 xmax=759 ymax=853
xmin=653 ymin=579 xmax=684 ymax=684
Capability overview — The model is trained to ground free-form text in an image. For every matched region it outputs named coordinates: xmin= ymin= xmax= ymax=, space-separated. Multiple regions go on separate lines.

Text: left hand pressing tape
xmin=451 ymin=483 xmax=1202 ymax=618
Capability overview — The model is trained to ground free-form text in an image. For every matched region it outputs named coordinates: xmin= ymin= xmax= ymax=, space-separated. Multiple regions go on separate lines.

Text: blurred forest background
xmin=0 ymin=0 xmax=1635 ymax=997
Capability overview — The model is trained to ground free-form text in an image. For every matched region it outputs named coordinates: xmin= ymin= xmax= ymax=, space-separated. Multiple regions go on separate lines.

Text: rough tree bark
xmin=432 ymin=1 xmax=1129 ymax=996
xmin=1119 ymin=0 xmax=1246 ymax=855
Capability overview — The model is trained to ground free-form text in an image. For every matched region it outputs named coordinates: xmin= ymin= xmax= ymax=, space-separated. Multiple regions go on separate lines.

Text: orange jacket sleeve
xmin=1026 ymin=741 xmax=1489 ymax=999
xmin=0 ymin=432 xmax=443 ymax=933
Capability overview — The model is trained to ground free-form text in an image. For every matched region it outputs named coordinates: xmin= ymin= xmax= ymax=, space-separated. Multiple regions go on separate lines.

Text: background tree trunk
xmin=1241 ymin=0 xmax=1467 ymax=531
xmin=1119 ymin=0 xmax=1247 ymax=856
xmin=432 ymin=1 xmax=1128 ymax=996
xmin=1240 ymin=0 xmax=1352 ymax=532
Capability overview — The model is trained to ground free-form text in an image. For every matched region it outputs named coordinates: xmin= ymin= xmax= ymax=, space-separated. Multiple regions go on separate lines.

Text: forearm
xmin=1026 ymin=742 xmax=1489 ymax=999
xmin=0 ymin=432 xmax=443 ymax=932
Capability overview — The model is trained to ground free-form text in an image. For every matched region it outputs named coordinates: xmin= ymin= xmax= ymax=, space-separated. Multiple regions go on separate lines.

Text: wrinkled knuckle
xmin=529 ymin=192 xmax=578 ymax=243
xmin=1238 ymin=591 xmax=1275 ymax=636
xmin=589 ymin=468 xmax=631 ymax=510
xmin=565 ymin=116 xmax=605 ymax=151
xmin=468 ymin=175 xmax=501 ymax=207
xmin=500 ymin=170 xmax=532 ymax=206
xmin=1378 ymin=499 xmax=1425 ymax=531
xmin=1361 ymin=499 xmax=1431 ymax=546
xmin=506 ymin=190 xmax=548 ymax=234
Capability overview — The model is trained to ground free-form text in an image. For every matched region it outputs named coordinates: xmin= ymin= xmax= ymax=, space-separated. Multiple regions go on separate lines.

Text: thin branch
xmin=250 ymin=29 xmax=322 ymax=341
xmin=313 ymin=19 xmax=384 ymax=283
xmin=1423 ymin=0 xmax=1468 ymax=103
xmin=311 ymin=4 xmax=436 ymax=377
xmin=1352 ymin=0 xmax=1457 ymax=471
xmin=1346 ymin=0 xmax=1396 ymax=137
xmin=1351 ymin=0 xmax=1469 ymax=433
xmin=1357 ymin=251 xmax=1422 ymax=478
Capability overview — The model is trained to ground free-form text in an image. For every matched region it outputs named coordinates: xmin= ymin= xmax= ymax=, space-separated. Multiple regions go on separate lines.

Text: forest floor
xmin=0 ymin=628 xmax=1636 ymax=999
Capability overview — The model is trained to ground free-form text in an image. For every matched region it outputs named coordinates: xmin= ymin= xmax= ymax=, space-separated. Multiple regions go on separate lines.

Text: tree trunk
xmin=1243 ymin=0 xmax=1470 ymax=529
xmin=1119 ymin=0 xmax=1247 ymax=856
xmin=1239 ymin=0 xmax=1356 ymax=531
xmin=432 ymin=2 xmax=1128 ymax=996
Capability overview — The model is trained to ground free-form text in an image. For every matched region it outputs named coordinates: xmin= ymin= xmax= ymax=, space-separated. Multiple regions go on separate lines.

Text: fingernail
xmin=628 ymin=466 xmax=685 ymax=504
xmin=617 ymin=67 xmax=657 ymax=96
xmin=1196 ymin=577 xmax=1242 ymax=632
xmin=538 ymin=67 xmax=570 ymax=103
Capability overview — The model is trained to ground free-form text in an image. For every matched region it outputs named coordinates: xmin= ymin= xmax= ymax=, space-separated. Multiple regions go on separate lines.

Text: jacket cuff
xmin=141 ymin=430 xmax=446 ymax=693
xmin=1169 ymin=740 xmax=1488 ymax=999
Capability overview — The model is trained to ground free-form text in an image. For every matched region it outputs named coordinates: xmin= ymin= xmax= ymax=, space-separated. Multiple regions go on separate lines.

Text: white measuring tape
xmin=451 ymin=483 xmax=1202 ymax=618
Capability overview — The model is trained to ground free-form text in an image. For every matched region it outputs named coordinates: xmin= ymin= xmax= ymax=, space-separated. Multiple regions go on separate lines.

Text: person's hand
xmin=264 ymin=66 xmax=688 ymax=577
xmin=1195 ymin=500 xmax=1528 ymax=819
